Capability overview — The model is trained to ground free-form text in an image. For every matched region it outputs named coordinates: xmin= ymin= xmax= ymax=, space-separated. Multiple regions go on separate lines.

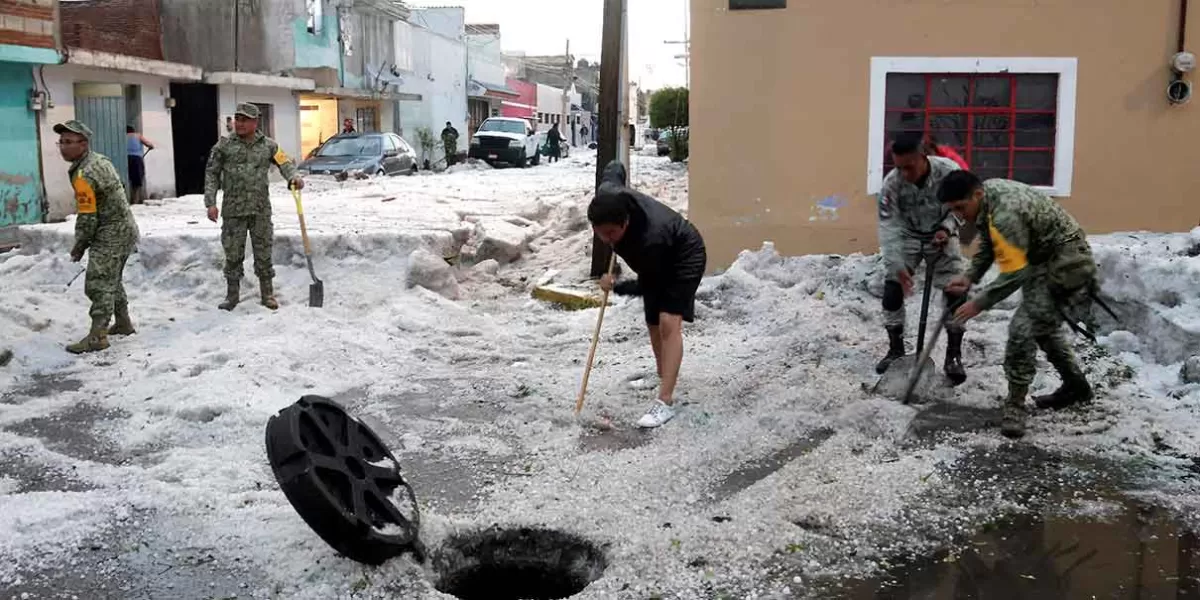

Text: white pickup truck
xmin=468 ymin=117 xmax=541 ymax=168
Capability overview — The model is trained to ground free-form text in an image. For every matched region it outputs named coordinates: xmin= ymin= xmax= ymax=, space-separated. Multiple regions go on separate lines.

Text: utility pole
xmin=562 ymin=39 xmax=572 ymax=145
xmin=592 ymin=0 xmax=628 ymax=277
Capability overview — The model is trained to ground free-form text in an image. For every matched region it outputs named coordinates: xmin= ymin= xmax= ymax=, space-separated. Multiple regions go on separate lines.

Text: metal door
xmin=74 ymin=95 xmax=130 ymax=193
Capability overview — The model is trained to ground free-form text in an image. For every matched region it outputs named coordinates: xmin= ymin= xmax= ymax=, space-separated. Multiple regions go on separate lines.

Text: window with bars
xmin=883 ymin=73 xmax=1059 ymax=186
xmin=355 ymin=108 xmax=378 ymax=133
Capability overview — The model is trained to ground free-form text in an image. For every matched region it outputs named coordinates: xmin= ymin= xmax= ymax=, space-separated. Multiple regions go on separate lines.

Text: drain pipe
xmin=1179 ymin=0 xmax=1189 ymax=54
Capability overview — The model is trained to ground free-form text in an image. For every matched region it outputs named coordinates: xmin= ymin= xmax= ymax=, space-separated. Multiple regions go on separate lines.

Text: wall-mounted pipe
xmin=1179 ymin=0 xmax=1189 ymax=52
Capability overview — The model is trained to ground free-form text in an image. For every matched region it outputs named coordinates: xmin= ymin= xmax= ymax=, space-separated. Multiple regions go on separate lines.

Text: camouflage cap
xmin=53 ymin=120 xmax=94 ymax=139
xmin=234 ymin=103 xmax=260 ymax=119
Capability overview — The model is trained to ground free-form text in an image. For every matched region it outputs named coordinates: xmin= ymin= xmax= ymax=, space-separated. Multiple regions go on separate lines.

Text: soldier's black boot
xmin=944 ymin=330 xmax=966 ymax=385
xmin=260 ymin=278 xmax=279 ymax=310
xmin=1033 ymin=335 xmax=1094 ymax=410
xmin=1001 ymin=384 xmax=1029 ymax=440
xmin=107 ymin=302 xmax=136 ymax=336
xmin=218 ymin=280 xmax=240 ymax=311
xmin=875 ymin=327 xmax=906 ymax=374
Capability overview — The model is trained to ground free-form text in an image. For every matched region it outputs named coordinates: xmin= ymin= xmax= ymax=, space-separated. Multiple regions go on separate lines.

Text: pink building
xmin=500 ymin=78 xmax=537 ymax=122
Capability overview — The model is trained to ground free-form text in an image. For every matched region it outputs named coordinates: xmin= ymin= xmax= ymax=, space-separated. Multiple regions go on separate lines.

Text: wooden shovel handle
xmin=291 ymin=188 xmax=313 ymax=257
xmin=575 ymin=251 xmax=617 ymax=414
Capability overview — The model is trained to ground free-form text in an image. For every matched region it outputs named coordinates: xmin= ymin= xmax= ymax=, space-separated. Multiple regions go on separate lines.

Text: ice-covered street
xmin=3 ymin=150 xmax=1200 ymax=599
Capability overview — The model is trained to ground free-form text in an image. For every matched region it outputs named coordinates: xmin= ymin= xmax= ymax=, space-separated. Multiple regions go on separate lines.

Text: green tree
xmin=649 ymin=87 xmax=689 ymax=162
xmin=636 ymin=88 xmax=649 ymax=118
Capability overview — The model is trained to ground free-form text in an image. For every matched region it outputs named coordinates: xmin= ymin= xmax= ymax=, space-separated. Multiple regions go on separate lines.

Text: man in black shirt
xmin=588 ymin=159 xmax=707 ymax=428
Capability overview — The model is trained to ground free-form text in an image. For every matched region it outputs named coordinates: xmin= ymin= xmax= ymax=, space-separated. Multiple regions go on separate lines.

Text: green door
xmin=74 ymin=95 xmax=130 ymax=193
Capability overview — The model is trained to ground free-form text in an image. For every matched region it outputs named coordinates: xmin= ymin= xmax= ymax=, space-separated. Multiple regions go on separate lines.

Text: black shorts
xmin=643 ymin=277 xmax=702 ymax=325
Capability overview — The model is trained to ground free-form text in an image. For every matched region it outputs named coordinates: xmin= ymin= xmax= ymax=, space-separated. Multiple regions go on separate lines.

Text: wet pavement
xmin=836 ymin=501 xmax=1200 ymax=599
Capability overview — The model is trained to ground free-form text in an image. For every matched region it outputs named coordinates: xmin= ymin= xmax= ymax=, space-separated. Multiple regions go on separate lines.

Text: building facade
xmin=0 ymin=0 xmax=60 ymax=229
xmin=393 ymin=7 xmax=468 ymax=167
xmin=690 ymin=0 xmax=1200 ymax=269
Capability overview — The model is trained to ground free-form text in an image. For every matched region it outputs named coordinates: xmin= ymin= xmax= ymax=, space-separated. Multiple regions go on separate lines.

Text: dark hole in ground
xmin=433 ymin=527 xmax=607 ymax=600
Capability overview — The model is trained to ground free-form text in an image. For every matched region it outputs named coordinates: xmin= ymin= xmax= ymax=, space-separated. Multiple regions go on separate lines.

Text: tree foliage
xmin=649 ymin=87 xmax=689 ymax=129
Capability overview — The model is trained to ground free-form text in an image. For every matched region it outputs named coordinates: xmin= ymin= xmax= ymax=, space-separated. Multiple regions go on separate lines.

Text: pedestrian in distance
xmin=441 ymin=121 xmax=460 ymax=167
xmin=126 ymin=125 xmax=154 ymax=204
xmin=875 ymin=132 xmax=969 ymax=384
xmin=942 ymin=170 xmax=1100 ymax=439
xmin=54 ymin=119 xmax=140 ymax=354
xmin=204 ymin=102 xmax=304 ymax=311
xmin=588 ymin=159 xmax=707 ymax=428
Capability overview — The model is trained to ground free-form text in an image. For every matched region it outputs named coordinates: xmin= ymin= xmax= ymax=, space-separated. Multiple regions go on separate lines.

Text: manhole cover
xmin=433 ymin=526 xmax=608 ymax=600
xmin=265 ymin=395 xmax=423 ymax=565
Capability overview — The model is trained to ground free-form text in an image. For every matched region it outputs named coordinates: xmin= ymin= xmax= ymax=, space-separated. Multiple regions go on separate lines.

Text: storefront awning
xmin=205 ymin=71 xmax=316 ymax=91
xmin=310 ymin=87 xmax=422 ymax=102
xmin=468 ymin=78 xmax=520 ymax=100
xmin=64 ymin=48 xmax=202 ymax=81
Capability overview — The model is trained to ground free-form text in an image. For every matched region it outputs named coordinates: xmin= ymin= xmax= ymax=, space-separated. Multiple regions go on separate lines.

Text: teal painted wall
xmin=0 ymin=62 xmax=44 ymax=226
xmin=293 ymin=14 xmax=341 ymax=73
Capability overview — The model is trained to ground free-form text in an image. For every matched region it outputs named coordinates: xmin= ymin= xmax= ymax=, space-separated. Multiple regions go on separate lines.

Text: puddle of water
xmin=401 ymin=454 xmax=509 ymax=513
xmin=833 ymin=501 xmax=1200 ymax=599
xmin=712 ymin=428 xmax=835 ymax=502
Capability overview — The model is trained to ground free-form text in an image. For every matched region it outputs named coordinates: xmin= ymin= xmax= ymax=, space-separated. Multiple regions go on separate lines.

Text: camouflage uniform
xmin=204 ymin=103 xmax=297 ymax=309
xmin=876 ymin=155 xmax=968 ymax=377
xmin=57 ymin=120 xmax=140 ymax=353
xmin=441 ymin=126 xmax=459 ymax=166
xmin=967 ymin=179 xmax=1097 ymax=435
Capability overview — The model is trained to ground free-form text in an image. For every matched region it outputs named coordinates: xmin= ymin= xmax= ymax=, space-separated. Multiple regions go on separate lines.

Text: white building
xmin=535 ymin=82 xmax=582 ymax=135
xmin=393 ymin=8 xmax=469 ymax=167
xmin=38 ymin=50 xmax=202 ymax=219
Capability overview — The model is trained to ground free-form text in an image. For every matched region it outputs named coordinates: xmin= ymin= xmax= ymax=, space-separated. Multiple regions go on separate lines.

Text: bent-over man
xmin=942 ymin=171 xmax=1099 ymax=439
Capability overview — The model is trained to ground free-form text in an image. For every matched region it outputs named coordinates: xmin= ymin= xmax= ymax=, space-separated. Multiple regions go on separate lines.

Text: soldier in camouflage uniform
xmin=54 ymin=120 xmax=140 ymax=354
xmin=942 ymin=171 xmax=1098 ymax=439
xmin=204 ymin=103 xmax=304 ymax=311
xmin=876 ymin=133 xmax=968 ymax=383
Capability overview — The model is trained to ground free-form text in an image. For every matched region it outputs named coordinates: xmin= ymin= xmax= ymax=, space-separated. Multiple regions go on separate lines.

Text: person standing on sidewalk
xmin=54 ymin=120 xmax=140 ymax=354
xmin=441 ymin=121 xmax=459 ymax=167
xmin=875 ymin=132 xmax=968 ymax=384
xmin=589 ymin=159 xmax=707 ymax=429
xmin=204 ymin=103 xmax=304 ymax=311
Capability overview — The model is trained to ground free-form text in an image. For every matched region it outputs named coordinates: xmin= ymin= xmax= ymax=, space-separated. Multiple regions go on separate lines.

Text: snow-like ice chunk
xmin=1182 ymin=356 xmax=1200 ymax=384
xmin=406 ymin=248 xmax=461 ymax=300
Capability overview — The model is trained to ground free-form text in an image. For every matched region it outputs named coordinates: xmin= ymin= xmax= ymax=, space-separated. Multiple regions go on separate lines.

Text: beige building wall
xmin=690 ymin=0 xmax=1200 ymax=270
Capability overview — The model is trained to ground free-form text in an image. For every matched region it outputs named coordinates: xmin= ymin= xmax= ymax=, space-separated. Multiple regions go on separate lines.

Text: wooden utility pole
xmin=591 ymin=0 xmax=628 ymax=277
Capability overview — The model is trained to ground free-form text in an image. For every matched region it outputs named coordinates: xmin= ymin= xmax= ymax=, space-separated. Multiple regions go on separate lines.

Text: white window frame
xmin=866 ymin=56 xmax=1078 ymax=197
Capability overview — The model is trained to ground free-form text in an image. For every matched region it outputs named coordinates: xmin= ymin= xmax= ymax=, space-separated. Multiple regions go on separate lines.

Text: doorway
xmin=74 ymin=82 xmax=130 ymax=193
xmin=169 ymin=83 xmax=218 ymax=196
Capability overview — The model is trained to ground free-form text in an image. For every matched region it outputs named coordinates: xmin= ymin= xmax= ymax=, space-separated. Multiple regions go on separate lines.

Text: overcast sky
xmin=410 ymin=0 xmax=689 ymax=90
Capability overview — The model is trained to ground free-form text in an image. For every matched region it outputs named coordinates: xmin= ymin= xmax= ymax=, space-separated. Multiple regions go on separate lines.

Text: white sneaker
xmin=637 ymin=400 xmax=676 ymax=428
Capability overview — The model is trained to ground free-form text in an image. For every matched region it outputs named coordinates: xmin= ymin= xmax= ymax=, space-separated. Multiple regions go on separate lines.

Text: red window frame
xmin=883 ymin=73 xmax=1059 ymax=186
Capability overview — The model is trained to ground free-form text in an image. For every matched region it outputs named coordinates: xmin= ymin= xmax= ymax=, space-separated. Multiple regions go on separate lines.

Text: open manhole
xmin=432 ymin=526 xmax=608 ymax=600
xmin=265 ymin=395 xmax=423 ymax=565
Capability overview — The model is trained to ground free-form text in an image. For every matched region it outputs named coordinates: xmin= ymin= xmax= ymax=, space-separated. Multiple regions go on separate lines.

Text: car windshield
xmin=478 ymin=120 xmax=526 ymax=134
xmin=316 ymin=137 xmax=381 ymax=157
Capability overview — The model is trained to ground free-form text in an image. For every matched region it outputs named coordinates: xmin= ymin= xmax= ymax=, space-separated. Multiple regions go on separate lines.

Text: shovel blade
xmin=309 ymin=279 xmax=324 ymax=308
xmin=874 ymin=355 xmax=938 ymax=400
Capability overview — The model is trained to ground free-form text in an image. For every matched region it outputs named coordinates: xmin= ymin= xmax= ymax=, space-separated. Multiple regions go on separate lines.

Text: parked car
xmin=298 ymin=133 xmax=418 ymax=177
xmin=656 ymin=127 xmax=688 ymax=157
xmin=536 ymin=131 xmax=571 ymax=159
xmin=468 ymin=117 xmax=540 ymax=167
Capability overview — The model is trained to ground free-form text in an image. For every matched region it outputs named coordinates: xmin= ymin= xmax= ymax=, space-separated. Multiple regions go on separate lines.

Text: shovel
xmin=870 ymin=253 xmax=941 ymax=399
xmin=291 ymin=186 xmax=324 ymax=308
xmin=574 ymin=251 xmax=617 ymax=415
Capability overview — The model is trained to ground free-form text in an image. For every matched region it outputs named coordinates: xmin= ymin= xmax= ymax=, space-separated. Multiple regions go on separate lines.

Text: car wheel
xmin=516 ymin=153 xmax=527 ymax=169
xmin=376 ymin=168 xmax=386 ymax=177
xmin=531 ymin=152 xmax=540 ymax=166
